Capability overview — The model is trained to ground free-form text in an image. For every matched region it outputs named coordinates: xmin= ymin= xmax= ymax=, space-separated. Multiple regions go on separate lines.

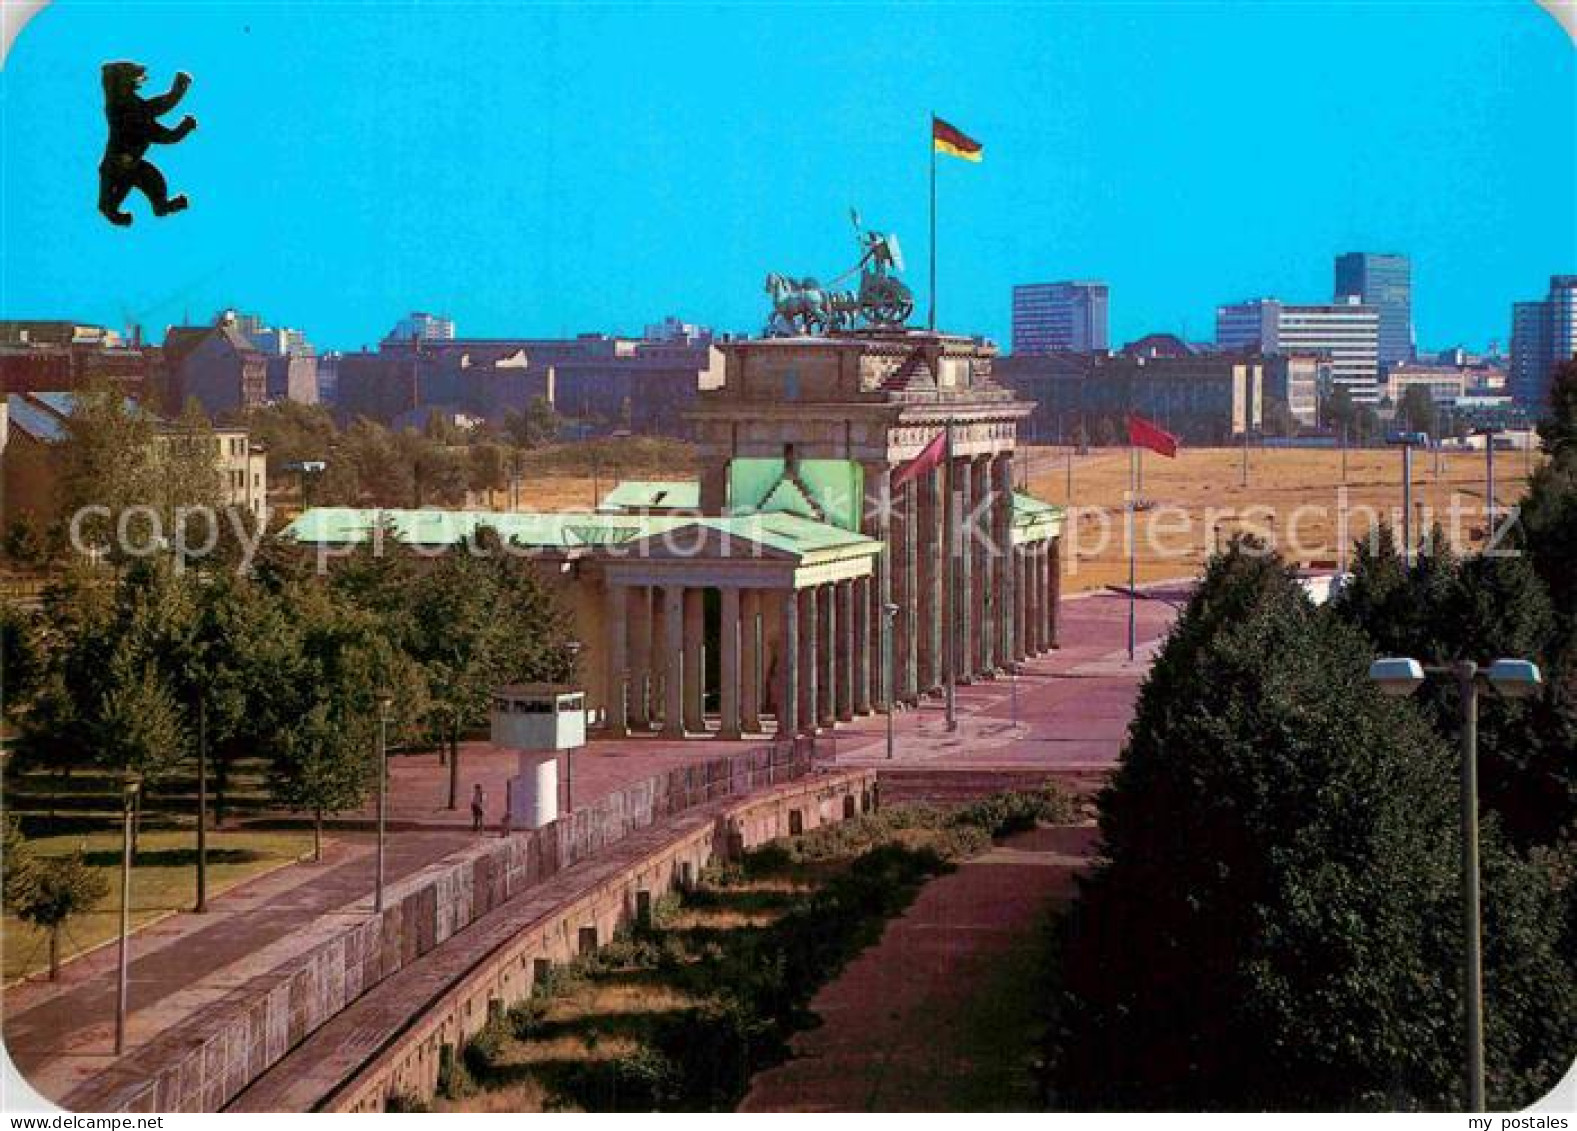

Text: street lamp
xmin=883 ymin=603 xmax=899 ymax=760
xmin=115 ymin=774 xmax=142 ymax=1056
xmin=1475 ymin=427 xmax=1501 ymax=543
xmin=1368 ymin=654 xmax=1543 ymax=1111
xmin=563 ymin=640 xmax=582 ymax=810
xmin=374 ymin=689 xmax=394 ymax=914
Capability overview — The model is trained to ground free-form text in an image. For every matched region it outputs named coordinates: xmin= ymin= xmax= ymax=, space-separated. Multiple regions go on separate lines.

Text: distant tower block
xmin=490 ymin=685 xmax=586 ymax=829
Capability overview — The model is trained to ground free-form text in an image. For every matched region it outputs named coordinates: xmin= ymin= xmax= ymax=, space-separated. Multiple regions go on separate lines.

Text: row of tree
xmin=4 ymin=525 xmax=576 ymax=861
xmin=245 ymin=399 xmax=562 ymax=511
xmin=1049 ymin=362 xmax=1577 ymax=1110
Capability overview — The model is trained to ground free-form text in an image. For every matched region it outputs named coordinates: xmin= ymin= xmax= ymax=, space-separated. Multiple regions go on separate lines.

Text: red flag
xmin=893 ymin=429 xmax=947 ymax=488
xmin=1126 ymin=413 xmax=1179 ymax=459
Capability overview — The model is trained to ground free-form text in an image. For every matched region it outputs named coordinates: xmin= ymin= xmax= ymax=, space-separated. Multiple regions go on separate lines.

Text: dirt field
xmin=510 ymin=445 xmax=1539 ymax=595
xmin=1020 ymin=444 xmax=1539 ymax=592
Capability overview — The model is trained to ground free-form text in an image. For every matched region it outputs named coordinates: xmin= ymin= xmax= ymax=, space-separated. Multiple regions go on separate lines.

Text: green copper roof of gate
xmin=728 ymin=458 xmax=864 ymax=531
xmin=283 ymin=507 xmax=880 ymax=562
xmin=1013 ymin=492 xmax=1064 ymax=544
xmin=598 ymin=480 xmax=700 ymax=511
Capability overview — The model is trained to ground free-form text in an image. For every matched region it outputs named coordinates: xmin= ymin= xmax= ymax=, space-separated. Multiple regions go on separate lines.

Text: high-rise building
xmin=1510 ymin=275 xmax=1577 ymax=409
xmin=390 ymin=311 xmax=456 ymax=343
xmin=1334 ymin=252 xmax=1413 ymax=366
xmin=1011 ymin=282 xmax=1108 ymax=354
xmin=1215 ymin=297 xmax=1381 ymax=404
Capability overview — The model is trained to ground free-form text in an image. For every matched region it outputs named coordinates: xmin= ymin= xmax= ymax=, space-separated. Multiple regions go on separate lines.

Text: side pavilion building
xmin=286 ymin=329 xmax=1065 ymax=742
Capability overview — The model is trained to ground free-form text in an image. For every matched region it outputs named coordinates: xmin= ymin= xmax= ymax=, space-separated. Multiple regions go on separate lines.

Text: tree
xmin=23 ymin=562 xmax=191 ymax=793
xmin=403 ymin=538 xmax=574 ymax=810
xmin=1321 ymin=385 xmax=1357 ymax=433
xmin=505 ymin=396 xmax=560 ymax=449
xmin=1398 ymin=384 xmax=1440 ymax=438
xmin=1 ymin=601 xmax=45 ymax=721
xmin=1535 ymin=358 xmax=1577 ymax=463
xmin=1051 ymin=541 xmax=1575 ymax=1109
xmin=1334 ymin=523 xmax=1572 ymax=848
xmin=1262 ymin=395 xmax=1299 ymax=439
xmin=7 ymin=836 xmax=109 ymax=981
xmin=264 ymin=586 xmax=408 ymax=860
xmin=57 ymin=381 xmax=159 ymax=554
xmin=242 ymin=401 xmax=338 ymax=470
xmin=468 ymin=443 xmax=508 ymax=504
xmin=158 ymin=397 xmax=225 ymax=538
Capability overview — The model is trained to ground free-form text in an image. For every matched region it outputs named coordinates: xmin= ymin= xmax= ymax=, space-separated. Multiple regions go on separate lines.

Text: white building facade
xmin=1216 ymin=297 xmax=1381 ymax=405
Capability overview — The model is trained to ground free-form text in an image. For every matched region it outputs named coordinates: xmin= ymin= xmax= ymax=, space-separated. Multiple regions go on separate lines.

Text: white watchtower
xmin=490 ymin=684 xmax=586 ymax=829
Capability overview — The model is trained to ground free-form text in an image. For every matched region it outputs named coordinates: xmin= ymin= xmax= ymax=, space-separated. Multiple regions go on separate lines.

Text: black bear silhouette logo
xmin=98 ymin=62 xmax=197 ymax=227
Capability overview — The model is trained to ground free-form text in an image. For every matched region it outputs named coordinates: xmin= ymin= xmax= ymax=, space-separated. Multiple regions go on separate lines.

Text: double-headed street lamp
xmin=1369 ymin=655 xmax=1543 ymax=1112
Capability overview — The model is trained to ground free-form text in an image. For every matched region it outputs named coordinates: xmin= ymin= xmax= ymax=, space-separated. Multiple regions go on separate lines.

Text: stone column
xmin=661 ymin=584 xmax=685 ymax=737
xmin=1018 ymin=549 xmax=1033 ymax=656
xmin=683 ymin=587 xmax=704 ymax=734
xmin=1013 ymin=548 xmax=1028 ymax=663
xmin=628 ymin=585 xmax=652 ymax=730
xmin=956 ymin=453 xmax=974 ymax=684
xmin=996 ymin=453 xmax=1016 ymax=670
xmin=870 ymin=463 xmax=893 ymax=711
xmin=853 ymin=574 xmax=872 ymax=714
xmin=741 ymin=589 xmax=762 ymax=732
xmin=605 ymin=582 xmax=628 ymax=737
xmin=919 ymin=466 xmax=942 ymax=693
xmin=778 ymin=589 xmax=799 ymax=739
xmin=799 ymin=587 xmax=818 ymax=735
xmin=1034 ymin=539 xmax=1047 ymax=653
xmin=973 ymin=456 xmax=991 ymax=676
xmin=1048 ymin=534 xmax=1062 ymax=648
xmin=1035 ymin=541 xmax=1050 ymax=652
xmin=818 ymin=583 xmax=836 ymax=728
xmin=718 ymin=587 xmax=742 ymax=740
xmin=836 ymin=579 xmax=855 ymax=721
xmin=901 ymin=478 xmax=919 ymax=702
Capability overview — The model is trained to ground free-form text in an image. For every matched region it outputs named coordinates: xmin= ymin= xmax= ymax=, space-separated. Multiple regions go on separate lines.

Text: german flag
xmin=933 ymin=116 xmax=982 ymax=162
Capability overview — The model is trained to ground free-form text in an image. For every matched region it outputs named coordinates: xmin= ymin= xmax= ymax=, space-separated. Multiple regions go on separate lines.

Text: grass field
xmin=2 ymin=828 xmax=315 ymax=983
xmin=510 ymin=444 xmax=1539 ymax=593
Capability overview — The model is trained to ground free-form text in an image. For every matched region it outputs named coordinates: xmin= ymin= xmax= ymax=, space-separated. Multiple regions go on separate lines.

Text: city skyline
xmin=0 ymin=3 xmax=1572 ymax=353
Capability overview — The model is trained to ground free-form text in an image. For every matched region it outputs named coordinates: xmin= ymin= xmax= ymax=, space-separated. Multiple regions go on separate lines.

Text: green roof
xmin=284 ymin=508 xmax=688 ymax=549
xmin=697 ymin=512 xmax=878 ymax=559
xmin=1012 ymin=492 xmax=1064 ymax=544
xmin=283 ymin=507 xmax=881 ymax=564
xmin=598 ymin=480 xmax=700 ymax=511
xmin=728 ymin=458 xmax=864 ymax=531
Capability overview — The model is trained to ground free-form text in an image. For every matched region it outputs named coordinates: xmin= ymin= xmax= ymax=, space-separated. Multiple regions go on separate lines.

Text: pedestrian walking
xmin=470 ymin=783 xmax=486 ymax=832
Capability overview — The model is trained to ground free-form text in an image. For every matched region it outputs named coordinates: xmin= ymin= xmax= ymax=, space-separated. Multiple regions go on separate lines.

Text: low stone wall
xmin=67 ymin=741 xmax=822 ymax=1113
xmin=324 ymin=768 xmax=877 ymax=1113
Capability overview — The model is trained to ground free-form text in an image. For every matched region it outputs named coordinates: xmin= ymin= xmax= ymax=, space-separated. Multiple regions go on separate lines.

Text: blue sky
xmin=1 ymin=2 xmax=1572 ymax=352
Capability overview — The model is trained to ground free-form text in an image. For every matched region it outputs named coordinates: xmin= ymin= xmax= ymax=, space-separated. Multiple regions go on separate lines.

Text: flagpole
xmin=944 ymin=419 xmax=957 ymax=731
xmin=1127 ymin=440 xmax=1137 ymax=664
xmin=928 ymin=112 xmax=937 ymax=332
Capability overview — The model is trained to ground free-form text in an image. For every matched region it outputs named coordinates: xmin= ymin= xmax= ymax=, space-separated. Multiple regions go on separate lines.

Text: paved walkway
xmin=3 ymin=587 xmax=1175 ymax=1109
xmin=740 ymin=824 xmax=1097 ymax=1111
xmin=2 ymin=831 xmax=474 ymax=1103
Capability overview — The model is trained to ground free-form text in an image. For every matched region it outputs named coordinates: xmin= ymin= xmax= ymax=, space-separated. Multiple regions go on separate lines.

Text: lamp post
xmin=1369 ymin=654 xmax=1544 ymax=1111
xmin=883 ymin=603 xmax=899 ymax=759
xmin=374 ymin=689 xmax=393 ymax=914
xmin=1475 ymin=427 xmax=1501 ymax=543
xmin=194 ymin=696 xmax=207 ymax=913
xmin=115 ymin=774 xmax=141 ymax=1056
xmin=1388 ymin=431 xmax=1427 ymax=570
xmin=563 ymin=640 xmax=582 ymax=811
